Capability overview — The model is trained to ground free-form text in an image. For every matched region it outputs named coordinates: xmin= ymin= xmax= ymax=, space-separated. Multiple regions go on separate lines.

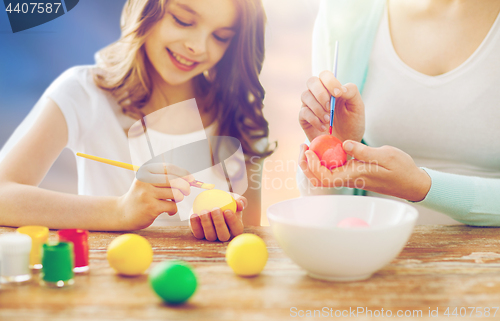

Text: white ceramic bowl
xmin=267 ymin=195 xmax=418 ymax=281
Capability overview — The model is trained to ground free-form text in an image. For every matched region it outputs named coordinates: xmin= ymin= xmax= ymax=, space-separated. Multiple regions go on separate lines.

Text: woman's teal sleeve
xmin=418 ymin=168 xmax=500 ymax=226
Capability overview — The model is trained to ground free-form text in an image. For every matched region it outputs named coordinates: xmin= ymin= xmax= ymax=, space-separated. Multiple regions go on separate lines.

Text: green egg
xmin=149 ymin=261 xmax=197 ymax=304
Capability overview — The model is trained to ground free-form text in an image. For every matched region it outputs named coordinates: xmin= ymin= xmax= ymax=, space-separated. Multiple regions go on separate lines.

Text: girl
xmin=298 ymin=0 xmax=500 ymax=225
xmin=0 ymin=0 xmax=273 ymax=241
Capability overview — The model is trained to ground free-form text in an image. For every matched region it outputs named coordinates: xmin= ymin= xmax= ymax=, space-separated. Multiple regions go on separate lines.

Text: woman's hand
xmin=299 ymin=70 xmax=365 ymax=143
xmin=300 ymin=140 xmax=432 ymax=202
xmin=116 ymin=163 xmax=193 ymax=230
xmin=189 ymin=194 xmax=247 ymax=242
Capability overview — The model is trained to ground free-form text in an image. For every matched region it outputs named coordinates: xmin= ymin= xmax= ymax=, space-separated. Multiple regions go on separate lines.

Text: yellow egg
xmin=226 ymin=234 xmax=268 ymax=276
xmin=107 ymin=234 xmax=153 ymax=276
xmin=193 ymin=189 xmax=237 ymax=214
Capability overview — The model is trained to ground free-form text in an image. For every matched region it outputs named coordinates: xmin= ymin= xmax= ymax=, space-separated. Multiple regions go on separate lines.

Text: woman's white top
xmin=0 ymin=66 xmax=240 ymax=226
xmin=300 ymin=7 xmax=500 ymax=225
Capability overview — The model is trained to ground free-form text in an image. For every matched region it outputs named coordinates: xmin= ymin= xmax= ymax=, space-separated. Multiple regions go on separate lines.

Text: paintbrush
xmin=329 ymin=41 xmax=339 ymax=135
xmin=76 ymin=152 xmax=215 ymax=190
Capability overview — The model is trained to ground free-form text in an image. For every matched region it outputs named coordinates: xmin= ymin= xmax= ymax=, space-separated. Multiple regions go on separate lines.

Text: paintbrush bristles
xmin=190 ymin=180 xmax=214 ymax=190
xmin=200 ymin=183 xmax=215 ymax=190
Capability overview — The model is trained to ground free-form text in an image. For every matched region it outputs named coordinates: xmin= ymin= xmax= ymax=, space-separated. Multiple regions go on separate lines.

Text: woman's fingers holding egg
xmin=303 ymin=150 xmax=327 ymax=185
xmin=299 ymin=144 xmax=321 ymax=186
xmin=343 ymin=140 xmax=398 ymax=167
xmin=304 ymin=150 xmax=378 ymax=188
xmin=298 ymin=144 xmax=308 ymax=171
xmin=304 ymin=150 xmax=355 ymax=187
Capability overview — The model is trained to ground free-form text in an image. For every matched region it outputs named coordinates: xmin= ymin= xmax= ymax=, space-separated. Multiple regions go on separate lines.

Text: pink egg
xmin=337 ymin=217 xmax=370 ymax=228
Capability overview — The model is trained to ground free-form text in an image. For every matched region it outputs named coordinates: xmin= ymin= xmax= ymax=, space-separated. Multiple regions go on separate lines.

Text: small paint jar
xmin=16 ymin=226 xmax=49 ymax=270
xmin=0 ymin=233 xmax=32 ymax=283
xmin=40 ymin=242 xmax=74 ymax=288
xmin=57 ymin=229 xmax=89 ymax=273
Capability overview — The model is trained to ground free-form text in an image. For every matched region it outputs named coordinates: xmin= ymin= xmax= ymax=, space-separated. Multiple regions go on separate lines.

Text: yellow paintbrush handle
xmin=75 ymin=152 xmax=214 ymax=190
xmin=76 ymin=153 xmax=140 ymax=171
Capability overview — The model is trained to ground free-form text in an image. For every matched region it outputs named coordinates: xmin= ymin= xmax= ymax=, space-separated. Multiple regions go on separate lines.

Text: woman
xmin=298 ymin=0 xmax=500 ymax=225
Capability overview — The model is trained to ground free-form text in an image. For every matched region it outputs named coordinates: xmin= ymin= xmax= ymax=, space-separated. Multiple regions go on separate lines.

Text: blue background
xmin=5 ymin=0 xmax=66 ymax=33
xmin=0 ymin=0 xmax=125 ymax=147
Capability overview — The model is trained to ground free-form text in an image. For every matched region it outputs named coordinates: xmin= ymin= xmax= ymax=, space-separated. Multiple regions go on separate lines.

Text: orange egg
xmin=309 ymin=135 xmax=347 ymax=169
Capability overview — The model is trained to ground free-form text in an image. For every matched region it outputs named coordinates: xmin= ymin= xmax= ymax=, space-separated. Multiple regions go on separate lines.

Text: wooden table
xmin=1 ymin=226 xmax=500 ymax=320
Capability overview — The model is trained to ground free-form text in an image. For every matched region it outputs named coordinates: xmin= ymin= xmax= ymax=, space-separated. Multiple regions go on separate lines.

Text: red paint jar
xmin=57 ymin=229 xmax=89 ymax=273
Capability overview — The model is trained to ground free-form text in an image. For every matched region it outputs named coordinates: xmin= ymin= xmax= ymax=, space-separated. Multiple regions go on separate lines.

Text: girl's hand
xmin=189 ymin=195 xmax=247 ymax=242
xmin=116 ymin=164 xmax=193 ymax=230
xmin=301 ymin=140 xmax=432 ymax=202
xmin=299 ymin=70 xmax=365 ymax=143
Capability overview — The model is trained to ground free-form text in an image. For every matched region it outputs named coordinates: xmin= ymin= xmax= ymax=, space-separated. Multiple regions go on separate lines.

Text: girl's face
xmin=144 ymin=0 xmax=238 ymax=86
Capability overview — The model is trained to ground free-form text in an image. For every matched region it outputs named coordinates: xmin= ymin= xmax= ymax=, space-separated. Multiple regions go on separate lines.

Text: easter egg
xmin=226 ymin=234 xmax=268 ymax=277
xmin=337 ymin=217 xmax=370 ymax=228
xmin=309 ymin=135 xmax=347 ymax=169
xmin=107 ymin=234 xmax=153 ymax=276
xmin=193 ymin=189 xmax=237 ymax=214
xmin=149 ymin=261 xmax=197 ymax=304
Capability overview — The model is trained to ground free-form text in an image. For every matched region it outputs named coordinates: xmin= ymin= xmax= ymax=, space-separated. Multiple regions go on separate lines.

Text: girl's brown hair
xmin=94 ymin=0 xmax=274 ymax=159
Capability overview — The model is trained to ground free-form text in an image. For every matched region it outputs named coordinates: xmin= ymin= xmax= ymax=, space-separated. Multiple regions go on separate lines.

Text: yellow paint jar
xmin=17 ymin=226 xmax=49 ymax=269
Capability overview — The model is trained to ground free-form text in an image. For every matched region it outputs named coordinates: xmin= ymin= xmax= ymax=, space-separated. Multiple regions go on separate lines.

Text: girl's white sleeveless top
xmin=0 ymin=66 xmax=240 ymax=226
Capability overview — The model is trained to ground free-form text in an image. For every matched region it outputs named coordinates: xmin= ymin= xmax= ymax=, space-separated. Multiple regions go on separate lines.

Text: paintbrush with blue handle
xmin=329 ymin=41 xmax=339 ymax=135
